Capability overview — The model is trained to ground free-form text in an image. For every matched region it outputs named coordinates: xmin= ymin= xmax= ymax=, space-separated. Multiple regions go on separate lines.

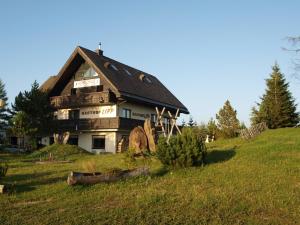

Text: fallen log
xmin=67 ymin=167 xmax=150 ymax=185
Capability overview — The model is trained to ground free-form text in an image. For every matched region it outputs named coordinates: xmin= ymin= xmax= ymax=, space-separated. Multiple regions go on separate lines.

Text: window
xmin=75 ymin=63 xmax=98 ymax=80
xmin=92 ymin=136 xmax=105 ymax=149
xmin=71 ymin=88 xmax=77 ymax=95
xmin=68 ymin=135 xmax=78 ymax=146
xmin=110 ymin=64 xmax=119 ymax=71
xmin=69 ymin=109 xmax=80 ymax=120
xmin=82 ymin=67 xmax=98 ymax=78
xmin=151 ymin=114 xmax=157 ymax=123
xmin=124 ymin=68 xmax=132 ymax=76
xmin=145 ymin=77 xmax=152 ymax=83
xmin=122 ymin=108 xmax=131 ymax=118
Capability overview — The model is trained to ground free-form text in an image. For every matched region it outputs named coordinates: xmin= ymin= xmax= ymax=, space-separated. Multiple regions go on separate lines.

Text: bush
xmin=157 ymin=127 xmax=206 ymax=168
xmin=0 ymin=163 xmax=8 ymax=179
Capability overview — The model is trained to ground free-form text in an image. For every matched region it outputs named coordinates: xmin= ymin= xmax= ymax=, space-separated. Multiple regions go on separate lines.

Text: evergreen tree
xmin=11 ymin=81 xmax=55 ymax=137
xmin=181 ymin=119 xmax=186 ymax=127
xmin=251 ymin=63 xmax=299 ymax=128
xmin=216 ymin=100 xmax=240 ymax=138
xmin=188 ymin=116 xmax=195 ymax=127
xmin=207 ymin=118 xmax=218 ymax=138
xmin=0 ymin=79 xmax=9 ymax=130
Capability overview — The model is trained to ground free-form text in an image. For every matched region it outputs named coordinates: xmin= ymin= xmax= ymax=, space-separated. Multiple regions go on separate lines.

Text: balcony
xmin=55 ymin=117 xmax=144 ymax=132
xmin=50 ymin=92 xmax=114 ymax=109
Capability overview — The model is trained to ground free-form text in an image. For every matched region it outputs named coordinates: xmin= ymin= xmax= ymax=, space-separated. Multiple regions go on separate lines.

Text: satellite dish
xmin=0 ymin=99 xmax=5 ymax=108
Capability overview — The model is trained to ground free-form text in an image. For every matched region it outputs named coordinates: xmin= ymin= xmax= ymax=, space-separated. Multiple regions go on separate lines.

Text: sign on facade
xmin=74 ymin=78 xmax=100 ymax=88
xmin=80 ymin=106 xmax=117 ymax=119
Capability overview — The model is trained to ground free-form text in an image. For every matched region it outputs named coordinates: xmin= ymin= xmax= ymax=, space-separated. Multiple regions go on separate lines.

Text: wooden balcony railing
xmin=50 ymin=92 xmax=113 ymax=109
xmin=55 ymin=117 xmax=144 ymax=132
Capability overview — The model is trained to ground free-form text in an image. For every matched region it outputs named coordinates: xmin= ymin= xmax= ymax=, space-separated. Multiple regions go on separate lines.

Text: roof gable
xmin=43 ymin=46 xmax=189 ymax=113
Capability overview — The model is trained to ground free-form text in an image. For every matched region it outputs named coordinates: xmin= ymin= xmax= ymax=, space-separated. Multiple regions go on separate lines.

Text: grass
xmin=0 ymin=128 xmax=300 ymax=225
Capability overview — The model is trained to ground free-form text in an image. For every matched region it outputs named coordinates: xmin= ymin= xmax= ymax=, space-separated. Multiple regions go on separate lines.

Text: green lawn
xmin=0 ymin=128 xmax=300 ymax=225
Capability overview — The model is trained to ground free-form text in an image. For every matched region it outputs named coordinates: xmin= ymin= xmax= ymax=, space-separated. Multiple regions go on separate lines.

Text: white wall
xmin=119 ymin=102 xmax=157 ymax=120
xmin=78 ymin=132 xmax=116 ymax=154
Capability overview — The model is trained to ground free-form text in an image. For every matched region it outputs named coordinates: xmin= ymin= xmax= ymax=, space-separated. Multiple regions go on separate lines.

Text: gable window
xmin=75 ymin=63 xmax=98 ymax=80
xmin=92 ymin=135 xmax=105 ymax=149
xmin=122 ymin=108 xmax=131 ymax=119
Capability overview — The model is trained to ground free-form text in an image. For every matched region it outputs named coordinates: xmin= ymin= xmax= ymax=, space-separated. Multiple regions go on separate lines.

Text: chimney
xmin=95 ymin=42 xmax=103 ymax=56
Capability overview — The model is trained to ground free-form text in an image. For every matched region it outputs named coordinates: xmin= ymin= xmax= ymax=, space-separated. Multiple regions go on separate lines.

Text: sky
xmin=0 ymin=0 xmax=300 ymax=125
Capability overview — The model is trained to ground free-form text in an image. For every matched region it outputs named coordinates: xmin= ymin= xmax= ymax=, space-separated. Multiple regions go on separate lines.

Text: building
xmin=40 ymin=46 xmax=189 ymax=153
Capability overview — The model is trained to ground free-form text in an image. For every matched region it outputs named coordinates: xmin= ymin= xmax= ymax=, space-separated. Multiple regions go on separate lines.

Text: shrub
xmin=0 ymin=163 xmax=8 ymax=179
xmin=157 ymin=127 xmax=206 ymax=168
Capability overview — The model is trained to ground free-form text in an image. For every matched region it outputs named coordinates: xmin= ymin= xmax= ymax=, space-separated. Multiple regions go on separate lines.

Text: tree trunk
xmin=67 ymin=167 xmax=150 ymax=185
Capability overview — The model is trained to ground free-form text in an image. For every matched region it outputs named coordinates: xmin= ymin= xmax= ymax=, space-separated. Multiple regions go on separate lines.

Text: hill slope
xmin=0 ymin=128 xmax=299 ymax=225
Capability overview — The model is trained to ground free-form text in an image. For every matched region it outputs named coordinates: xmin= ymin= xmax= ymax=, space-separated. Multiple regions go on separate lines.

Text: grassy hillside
xmin=0 ymin=128 xmax=299 ymax=225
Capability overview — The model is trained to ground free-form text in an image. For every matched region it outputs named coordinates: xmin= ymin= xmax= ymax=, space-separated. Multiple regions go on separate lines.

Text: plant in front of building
xmin=0 ymin=162 xmax=8 ymax=179
xmin=157 ymin=127 xmax=206 ymax=168
xmin=10 ymin=81 xmax=55 ymax=150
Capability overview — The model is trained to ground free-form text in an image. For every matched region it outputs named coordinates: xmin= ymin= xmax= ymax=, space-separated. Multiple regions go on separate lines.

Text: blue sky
xmin=0 ymin=0 xmax=299 ymax=125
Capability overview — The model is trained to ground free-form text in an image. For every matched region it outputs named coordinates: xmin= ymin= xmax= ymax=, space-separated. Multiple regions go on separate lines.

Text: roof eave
xmin=119 ymin=91 xmax=189 ymax=114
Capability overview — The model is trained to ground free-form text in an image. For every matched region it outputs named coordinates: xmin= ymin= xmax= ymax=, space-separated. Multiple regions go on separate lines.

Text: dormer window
xmin=110 ymin=64 xmax=119 ymax=71
xmin=124 ymin=68 xmax=132 ymax=76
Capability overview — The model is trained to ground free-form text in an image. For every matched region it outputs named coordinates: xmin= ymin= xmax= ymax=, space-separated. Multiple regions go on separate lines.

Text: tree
xmin=207 ymin=118 xmax=218 ymax=138
xmin=0 ymin=79 xmax=9 ymax=131
xmin=251 ymin=63 xmax=299 ymax=128
xmin=283 ymin=36 xmax=300 ymax=76
xmin=216 ymin=100 xmax=240 ymax=138
xmin=188 ymin=116 xmax=195 ymax=127
xmin=11 ymin=81 xmax=55 ymax=138
xmin=10 ymin=111 xmax=35 ymax=149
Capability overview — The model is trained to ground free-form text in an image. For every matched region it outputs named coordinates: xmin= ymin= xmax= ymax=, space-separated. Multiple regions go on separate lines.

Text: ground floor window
xmin=68 ymin=135 xmax=78 ymax=146
xmin=122 ymin=108 xmax=131 ymax=119
xmin=92 ymin=135 xmax=105 ymax=149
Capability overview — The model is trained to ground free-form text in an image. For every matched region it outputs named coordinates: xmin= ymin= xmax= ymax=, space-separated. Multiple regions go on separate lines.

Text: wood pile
xmin=240 ymin=122 xmax=267 ymax=140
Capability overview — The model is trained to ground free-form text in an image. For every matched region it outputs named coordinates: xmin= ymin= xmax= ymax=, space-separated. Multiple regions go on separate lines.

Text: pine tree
xmin=188 ymin=116 xmax=195 ymax=127
xmin=0 ymin=79 xmax=9 ymax=130
xmin=251 ymin=63 xmax=299 ymax=128
xmin=207 ymin=118 xmax=218 ymax=137
xmin=11 ymin=81 xmax=55 ymax=137
xmin=216 ymin=100 xmax=240 ymax=138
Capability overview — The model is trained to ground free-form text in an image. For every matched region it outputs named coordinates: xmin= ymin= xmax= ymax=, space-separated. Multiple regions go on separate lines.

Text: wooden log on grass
xmin=67 ymin=167 xmax=150 ymax=186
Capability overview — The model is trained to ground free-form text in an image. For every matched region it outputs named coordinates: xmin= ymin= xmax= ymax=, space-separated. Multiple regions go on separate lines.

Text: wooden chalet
xmin=40 ymin=46 xmax=189 ymax=153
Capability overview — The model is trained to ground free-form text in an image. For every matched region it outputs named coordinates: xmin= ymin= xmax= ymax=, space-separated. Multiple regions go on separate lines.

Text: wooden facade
xmin=40 ymin=46 xmax=188 ymax=153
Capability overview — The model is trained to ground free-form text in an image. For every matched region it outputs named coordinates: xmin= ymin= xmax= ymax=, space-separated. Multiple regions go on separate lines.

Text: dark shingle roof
xmin=42 ymin=46 xmax=189 ymax=114
xmin=40 ymin=75 xmax=59 ymax=93
xmin=79 ymin=47 xmax=188 ymax=113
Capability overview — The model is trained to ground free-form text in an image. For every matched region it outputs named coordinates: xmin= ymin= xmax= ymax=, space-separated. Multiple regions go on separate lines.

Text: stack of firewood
xmin=240 ymin=122 xmax=267 ymax=140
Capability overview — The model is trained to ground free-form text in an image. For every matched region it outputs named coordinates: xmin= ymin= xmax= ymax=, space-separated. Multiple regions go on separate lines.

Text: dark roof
xmin=40 ymin=75 xmax=59 ymax=92
xmin=42 ymin=46 xmax=189 ymax=114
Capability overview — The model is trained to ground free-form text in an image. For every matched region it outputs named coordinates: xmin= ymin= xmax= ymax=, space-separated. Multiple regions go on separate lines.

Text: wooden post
xmin=155 ymin=107 xmax=167 ymax=137
xmin=167 ymin=109 xmax=181 ymax=143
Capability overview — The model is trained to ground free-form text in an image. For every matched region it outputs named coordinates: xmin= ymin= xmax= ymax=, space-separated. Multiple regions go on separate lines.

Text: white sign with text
xmin=74 ymin=78 xmax=100 ymax=88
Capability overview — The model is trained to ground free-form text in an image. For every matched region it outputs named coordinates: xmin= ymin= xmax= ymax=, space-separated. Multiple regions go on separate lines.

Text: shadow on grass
xmin=3 ymin=171 xmax=68 ymax=193
xmin=151 ymin=166 xmax=169 ymax=177
xmin=205 ymin=149 xmax=236 ymax=165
